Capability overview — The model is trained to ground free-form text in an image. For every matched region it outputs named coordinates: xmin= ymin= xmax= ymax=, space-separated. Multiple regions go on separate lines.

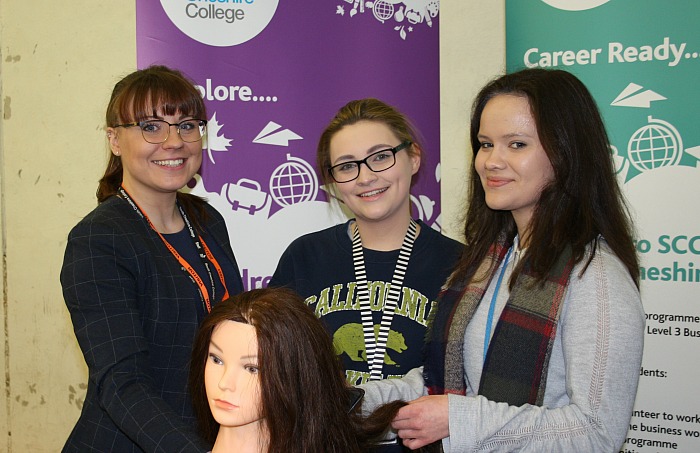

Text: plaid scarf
xmin=424 ymin=238 xmax=574 ymax=406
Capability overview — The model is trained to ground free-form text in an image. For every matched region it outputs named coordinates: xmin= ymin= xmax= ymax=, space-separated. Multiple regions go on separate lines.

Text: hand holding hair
xmin=391 ymin=395 xmax=449 ymax=449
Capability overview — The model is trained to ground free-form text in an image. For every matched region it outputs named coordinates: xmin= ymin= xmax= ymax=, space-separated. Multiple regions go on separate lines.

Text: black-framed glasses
xmin=114 ymin=119 xmax=207 ymax=144
xmin=328 ymin=141 xmax=412 ymax=183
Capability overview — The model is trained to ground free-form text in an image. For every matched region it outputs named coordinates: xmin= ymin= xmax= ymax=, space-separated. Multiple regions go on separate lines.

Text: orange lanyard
xmin=119 ymin=187 xmax=229 ymax=313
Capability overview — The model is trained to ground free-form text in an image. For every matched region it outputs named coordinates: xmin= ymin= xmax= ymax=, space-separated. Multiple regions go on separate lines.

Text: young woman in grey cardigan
xmin=360 ymin=68 xmax=644 ymax=452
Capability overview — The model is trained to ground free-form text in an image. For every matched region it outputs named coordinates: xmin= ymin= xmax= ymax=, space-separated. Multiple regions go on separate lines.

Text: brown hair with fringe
xmin=98 ymin=65 xmax=208 ymax=229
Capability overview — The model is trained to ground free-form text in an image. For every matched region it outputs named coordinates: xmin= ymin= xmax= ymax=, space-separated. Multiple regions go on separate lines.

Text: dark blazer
xmin=61 ymin=195 xmax=243 ymax=452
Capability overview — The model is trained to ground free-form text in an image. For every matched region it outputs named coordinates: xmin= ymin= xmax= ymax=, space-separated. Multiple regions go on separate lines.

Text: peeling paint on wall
xmin=15 ymin=382 xmax=47 ymax=408
xmin=67 ymin=383 xmax=86 ymax=410
xmin=3 ymin=96 xmax=10 ymax=120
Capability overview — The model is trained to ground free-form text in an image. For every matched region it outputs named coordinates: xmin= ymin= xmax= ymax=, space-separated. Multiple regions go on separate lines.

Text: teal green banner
xmin=507 ymin=1 xmax=700 ymax=452
xmin=507 ymin=0 xmax=699 ymax=182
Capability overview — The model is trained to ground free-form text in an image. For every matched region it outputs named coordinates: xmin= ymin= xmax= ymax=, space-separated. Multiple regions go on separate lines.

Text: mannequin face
xmin=205 ymin=321 xmax=263 ymax=433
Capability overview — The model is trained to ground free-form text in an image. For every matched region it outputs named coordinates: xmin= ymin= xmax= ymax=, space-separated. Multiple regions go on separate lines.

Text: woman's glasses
xmin=328 ymin=141 xmax=412 ymax=183
xmin=114 ymin=119 xmax=207 ymax=144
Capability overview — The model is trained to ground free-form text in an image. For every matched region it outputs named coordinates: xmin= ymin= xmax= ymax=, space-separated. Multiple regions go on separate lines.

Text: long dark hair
xmin=98 ymin=65 xmax=208 ymax=228
xmin=190 ymin=288 xmax=406 ymax=452
xmin=450 ymin=68 xmax=638 ymax=288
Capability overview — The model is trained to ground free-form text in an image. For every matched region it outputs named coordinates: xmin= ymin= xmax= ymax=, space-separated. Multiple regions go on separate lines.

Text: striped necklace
xmin=352 ymin=218 xmax=418 ymax=381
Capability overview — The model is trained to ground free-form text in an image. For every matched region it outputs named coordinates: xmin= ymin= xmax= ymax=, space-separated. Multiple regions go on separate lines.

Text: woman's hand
xmin=391 ymin=394 xmax=449 ymax=449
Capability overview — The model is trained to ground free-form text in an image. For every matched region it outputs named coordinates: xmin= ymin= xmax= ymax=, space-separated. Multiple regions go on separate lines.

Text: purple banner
xmin=136 ymin=0 xmax=441 ymax=290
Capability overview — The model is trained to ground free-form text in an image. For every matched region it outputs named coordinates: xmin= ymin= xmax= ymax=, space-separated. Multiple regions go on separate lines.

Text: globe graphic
xmin=373 ymin=1 xmax=395 ymax=22
xmin=269 ymin=159 xmax=317 ymax=206
xmin=628 ymin=122 xmax=680 ymax=172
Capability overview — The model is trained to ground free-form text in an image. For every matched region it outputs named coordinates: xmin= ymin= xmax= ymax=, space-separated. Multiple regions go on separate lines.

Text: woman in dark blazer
xmin=61 ymin=65 xmax=243 ymax=452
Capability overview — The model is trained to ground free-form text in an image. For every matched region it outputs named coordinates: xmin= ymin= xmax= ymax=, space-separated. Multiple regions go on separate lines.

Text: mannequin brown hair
xmin=190 ymin=288 xmax=427 ymax=452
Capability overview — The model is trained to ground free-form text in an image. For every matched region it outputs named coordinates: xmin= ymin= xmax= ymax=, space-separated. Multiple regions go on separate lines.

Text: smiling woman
xmin=268 ymin=101 xmax=463 ymax=376
xmin=267 ymin=98 xmax=464 ymax=452
xmin=61 ymin=65 xmax=244 ymax=452
xmin=359 ymin=68 xmax=645 ymax=452
xmin=475 ymin=94 xmax=555 ymax=237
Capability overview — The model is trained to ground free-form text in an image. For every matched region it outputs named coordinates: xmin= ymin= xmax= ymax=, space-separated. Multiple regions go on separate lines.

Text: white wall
xmin=0 ymin=2 xmax=504 ymax=450
xmin=0 ymin=2 xmax=136 ymax=450
xmin=440 ymin=2 xmax=506 ymax=239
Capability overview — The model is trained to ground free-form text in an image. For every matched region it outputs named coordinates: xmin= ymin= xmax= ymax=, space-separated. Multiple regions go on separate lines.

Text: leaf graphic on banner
xmin=207 ymin=112 xmax=233 ymax=164
xmin=395 ymin=26 xmax=407 ymax=40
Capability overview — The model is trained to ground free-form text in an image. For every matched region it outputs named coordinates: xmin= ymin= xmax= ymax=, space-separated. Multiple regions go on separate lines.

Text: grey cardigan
xmin=360 ymin=239 xmax=645 ymax=452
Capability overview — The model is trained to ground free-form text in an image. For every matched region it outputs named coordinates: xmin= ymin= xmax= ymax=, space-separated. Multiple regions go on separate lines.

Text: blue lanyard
xmin=483 ymin=246 xmax=513 ymax=363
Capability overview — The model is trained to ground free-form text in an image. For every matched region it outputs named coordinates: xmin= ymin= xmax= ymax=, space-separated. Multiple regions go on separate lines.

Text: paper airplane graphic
xmin=611 ymin=83 xmax=666 ymax=108
xmin=686 ymin=146 xmax=700 ymax=161
xmin=253 ymin=121 xmax=302 ymax=146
